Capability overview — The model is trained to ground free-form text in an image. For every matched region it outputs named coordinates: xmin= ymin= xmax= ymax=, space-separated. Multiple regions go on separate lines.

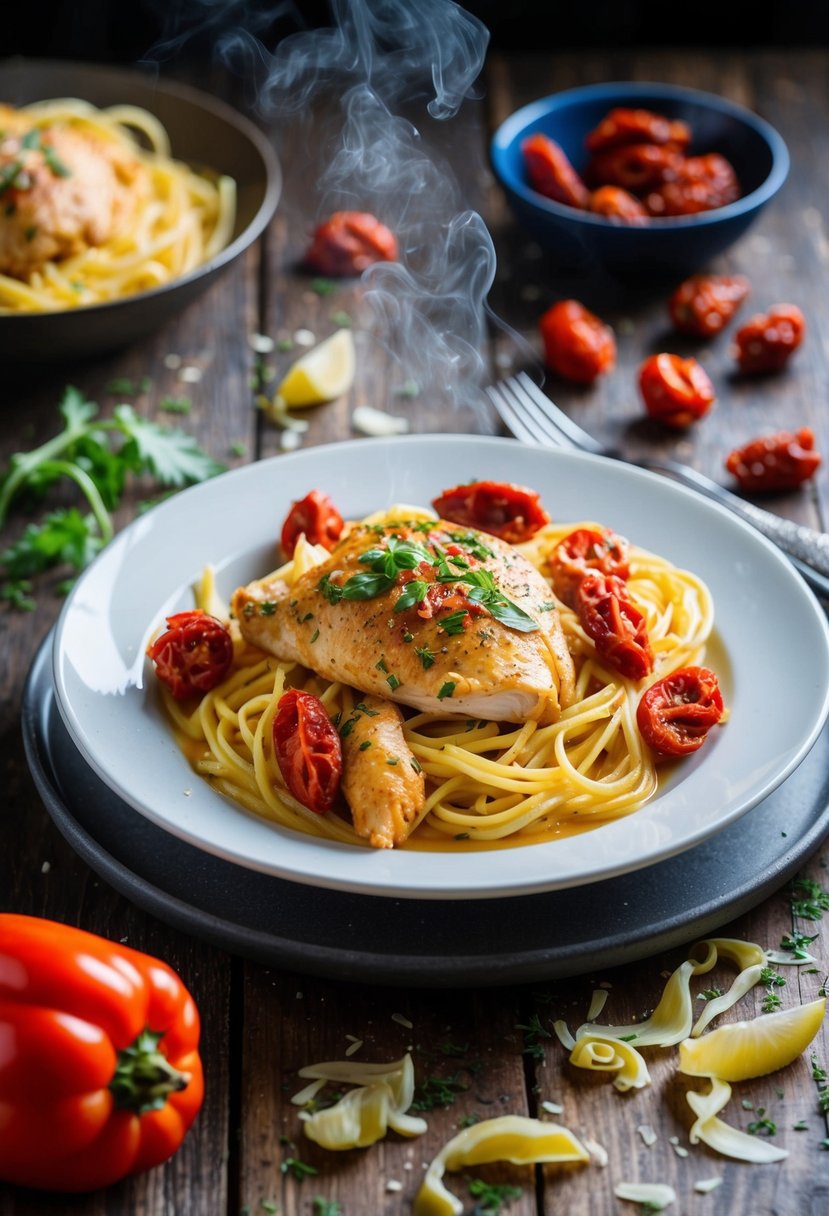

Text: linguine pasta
xmin=157 ymin=512 xmax=717 ymax=853
xmin=0 ymin=98 xmax=236 ymax=312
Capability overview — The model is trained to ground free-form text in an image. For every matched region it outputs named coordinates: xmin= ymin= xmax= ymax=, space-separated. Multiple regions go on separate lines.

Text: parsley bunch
xmin=0 ymin=385 xmax=224 ymax=608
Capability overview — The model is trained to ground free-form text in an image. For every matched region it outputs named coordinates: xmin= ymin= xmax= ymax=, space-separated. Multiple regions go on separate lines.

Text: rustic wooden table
xmin=1 ymin=44 xmax=828 ymax=1216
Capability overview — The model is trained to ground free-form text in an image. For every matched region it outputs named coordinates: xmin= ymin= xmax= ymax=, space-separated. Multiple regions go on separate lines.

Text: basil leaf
xmin=341 ymin=572 xmax=395 ymax=599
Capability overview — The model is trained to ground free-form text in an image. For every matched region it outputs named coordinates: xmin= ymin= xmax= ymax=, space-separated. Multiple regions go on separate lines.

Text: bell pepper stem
xmin=110 ymin=1028 xmax=191 ymax=1115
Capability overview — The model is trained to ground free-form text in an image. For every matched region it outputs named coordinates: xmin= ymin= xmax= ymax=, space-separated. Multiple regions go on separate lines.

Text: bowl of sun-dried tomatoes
xmin=490 ymin=81 xmax=788 ymax=279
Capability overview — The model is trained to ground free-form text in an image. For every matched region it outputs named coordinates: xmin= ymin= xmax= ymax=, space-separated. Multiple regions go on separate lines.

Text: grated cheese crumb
xmin=586 ymin=989 xmax=609 ymax=1021
xmin=637 ymin=1124 xmax=658 ymax=1147
xmin=694 ymin=1177 xmax=724 ymax=1194
xmin=344 ymin=1038 xmax=363 ymax=1057
xmin=249 ymin=332 xmax=275 ymax=354
xmin=385 ymin=1179 xmax=403 ymax=1192
xmin=179 ymin=365 xmax=203 ymax=383
xmin=294 ymin=328 xmax=316 ymax=346
xmin=583 ymin=1136 xmax=608 ymax=1167
xmin=40 ymin=861 xmax=51 ymax=874
xmin=614 ymin=1182 xmax=676 ymax=1210
xmin=541 ymin=1100 xmax=564 ymax=1115
xmin=163 ymin=353 xmax=182 ymax=369
xmin=280 ymin=429 xmax=302 ymax=451
xmin=392 ymin=1012 xmax=414 ymax=1029
xmin=352 ymin=405 xmax=410 ymax=437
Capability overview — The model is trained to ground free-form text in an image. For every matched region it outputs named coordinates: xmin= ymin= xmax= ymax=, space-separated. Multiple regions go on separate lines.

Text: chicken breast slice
xmin=0 ymin=115 xmax=147 ymax=279
xmin=232 ymin=515 xmax=575 ymax=724
xmin=340 ymin=695 xmax=426 ymax=849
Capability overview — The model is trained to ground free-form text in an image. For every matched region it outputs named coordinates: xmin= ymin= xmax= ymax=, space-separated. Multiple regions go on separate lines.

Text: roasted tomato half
xmin=637 ymin=666 xmax=724 ymax=757
xmin=638 ymin=352 xmax=716 ymax=428
xmin=431 ymin=480 xmax=550 ymax=544
xmin=146 ymin=610 xmax=233 ymax=701
xmin=539 ymin=299 xmax=616 ymax=384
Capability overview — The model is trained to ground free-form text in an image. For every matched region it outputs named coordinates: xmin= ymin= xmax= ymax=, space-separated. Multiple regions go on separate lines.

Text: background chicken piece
xmin=339 ymin=695 xmax=425 ymax=849
xmin=232 ymin=517 xmax=575 ymax=724
xmin=0 ymin=117 xmax=147 ymax=278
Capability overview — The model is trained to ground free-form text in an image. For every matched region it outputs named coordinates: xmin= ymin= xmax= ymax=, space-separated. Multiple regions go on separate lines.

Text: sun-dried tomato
xmin=304 ymin=211 xmax=398 ymax=276
xmin=574 ymin=572 xmax=653 ymax=681
xmin=588 ymin=185 xmax=648 ymax=222
xmin=280 ymin=490 xmax=345 ymax=557
xmin=431 ymin=480 xmax=550 ymax=543
xmin=638 ymin=352 xmax=716 ymax=428
xmin=645 ymin=153 xmax=740 ymax=216
xmin=731 ymin=304 xmax=806 ymax=373
xmin=520 ymin=132 xmax=590 ymax=208
xmin=548 ymin=527 xmax=631 ymax=607
xmin=725 ymin=427 xmax=821 ymax=493
xmin=637 ymin=667 xmax=724 ymax=757
xmin=272 ymin=689 xmax=343 ymax=815
xmin=584 ymin=107 xmax=691 ymax=154
xmin=539 ymin=299 xmax=616 ymax=384
xmin=585 ymin=143 xmax=683 ymax=194
xmin=668 ymin=273 xmax=750 ymax=338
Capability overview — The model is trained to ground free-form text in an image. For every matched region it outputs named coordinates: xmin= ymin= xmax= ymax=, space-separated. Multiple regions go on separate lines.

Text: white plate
xmin=51 ymin=435 xmax=829 ymax=901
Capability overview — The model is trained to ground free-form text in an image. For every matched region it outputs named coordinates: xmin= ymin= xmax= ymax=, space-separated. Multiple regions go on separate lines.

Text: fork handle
xmin=658 ymin=467 xmax=829 ymax=595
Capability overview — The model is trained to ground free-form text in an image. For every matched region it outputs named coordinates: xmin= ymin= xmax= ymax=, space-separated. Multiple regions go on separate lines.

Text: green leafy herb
xmin=698 ymin=987 xmax=723 ymax=1001
xmin=438 ymin=609 xmax=468 ymax=635
xmin=415 ymin=645 xmax=436 ymax=670
xmin=467 ymin=1178 xmax=522 ymax=1214
xmin=280 ymin=1156 xmax=318 ymax=1180
xmin=0 ymin=387 xmax=223 ymax=608
xmin=747 ymin=1109 xmax=777 ymax=1136
xmin=437 ymin=681 xmax=456 ymax=700
xmin=411 ymin=1072 xmax=469 ymax=1111
xmin=780 ymin=930 xmax=819 ymax=959
xmin=312 ymin=1199 xmax=342 ymax=1216
xmin=790 ymin=878 xmax=829 ymax=921
xmin=516 ymin=1013 xmax=551 ymax=1062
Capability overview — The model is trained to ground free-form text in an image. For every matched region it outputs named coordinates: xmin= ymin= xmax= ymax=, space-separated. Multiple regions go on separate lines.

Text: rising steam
xmin=145 ymin=0 xmax=495 ymax=407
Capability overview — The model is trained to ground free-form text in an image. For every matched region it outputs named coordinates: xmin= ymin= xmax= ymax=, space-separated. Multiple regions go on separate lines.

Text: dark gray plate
xmin=0 ymin=59 xmax=280 ymax=360
xmin=22 ymin=633 xmax=829 ymax=988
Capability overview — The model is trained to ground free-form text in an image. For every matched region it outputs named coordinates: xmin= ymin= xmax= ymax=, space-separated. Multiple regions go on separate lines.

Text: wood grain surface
xmin=0 ymin=45 xmax=827 ymax=1216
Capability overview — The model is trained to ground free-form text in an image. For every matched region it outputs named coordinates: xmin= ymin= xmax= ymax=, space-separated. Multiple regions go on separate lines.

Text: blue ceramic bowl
xmin=490 ymin=81 xmax=789 ymax=280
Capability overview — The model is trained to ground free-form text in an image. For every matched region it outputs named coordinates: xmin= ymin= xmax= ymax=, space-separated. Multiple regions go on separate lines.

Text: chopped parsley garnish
xmin=386 ymin=673 xmax=401 ymax=690
xmin=437 ymin=681 xmax=456 ymax=700
xmin=415 ymin=645 xmax=436 ymax=669
xmin=790 ymin=877 xmax=829 ymax=920
xmin=439 ymin=609 xmax=468 ymax=636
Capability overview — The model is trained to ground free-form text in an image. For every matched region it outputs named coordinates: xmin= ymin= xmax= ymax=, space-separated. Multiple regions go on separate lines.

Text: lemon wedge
xmin=678 ymin=996 xmax=826 ymax=1081
xmin=275 ymin=329 xmax=356 ymax=407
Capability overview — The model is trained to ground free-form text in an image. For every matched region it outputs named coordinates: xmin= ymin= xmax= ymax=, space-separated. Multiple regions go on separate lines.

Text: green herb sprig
xmin=0 ymin=386 xmax=224 ymax=607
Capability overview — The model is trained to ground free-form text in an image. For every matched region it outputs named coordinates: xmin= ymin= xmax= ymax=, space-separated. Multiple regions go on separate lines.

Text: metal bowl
xmin=0 ymin=58 xmax=281 ymax=360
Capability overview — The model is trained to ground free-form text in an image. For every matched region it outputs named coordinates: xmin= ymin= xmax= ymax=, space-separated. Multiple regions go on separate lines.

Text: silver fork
xmin=486 ymin=371 xmax=829 ymax=601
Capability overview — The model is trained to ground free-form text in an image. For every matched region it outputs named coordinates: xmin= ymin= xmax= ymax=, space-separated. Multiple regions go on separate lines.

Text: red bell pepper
xmin=0 ymin=914 xmax=204 ymax=1192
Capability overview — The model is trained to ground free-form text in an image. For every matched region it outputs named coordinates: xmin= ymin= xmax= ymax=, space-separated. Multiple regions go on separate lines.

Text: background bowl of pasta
xmin=0 ymin=58 xmax=281 ymax=360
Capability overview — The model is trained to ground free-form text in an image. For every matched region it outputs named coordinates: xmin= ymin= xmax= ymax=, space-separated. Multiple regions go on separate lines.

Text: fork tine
xmin=487 ymin=377 xmax=573 ymax=449
xmin=514 ymin=372 xmax=604 ymax=455
xmin=486 ymin=382 xmax=552 ymax=447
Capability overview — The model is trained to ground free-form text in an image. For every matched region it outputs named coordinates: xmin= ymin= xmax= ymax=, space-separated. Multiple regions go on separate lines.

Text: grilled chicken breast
xmin=232 ymin=515 xmax=575 ymax=724
xmin=340 ymin=695 xmax=425 ymax=848
xmin=0 ymin=111 xmax=147 ymax=278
